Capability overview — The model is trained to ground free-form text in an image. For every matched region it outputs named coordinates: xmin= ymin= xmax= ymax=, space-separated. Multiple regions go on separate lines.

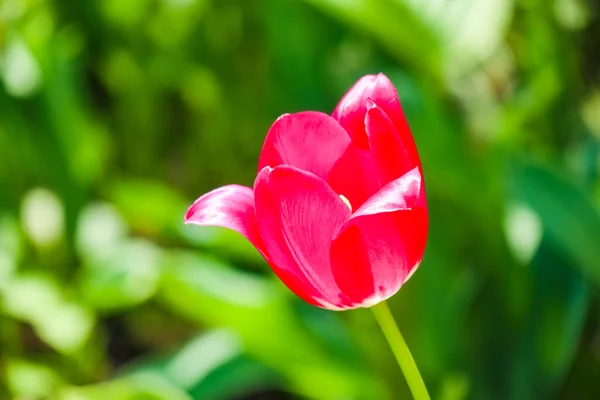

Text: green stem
xmin=371 ymin=301 xmax=430 ymax=400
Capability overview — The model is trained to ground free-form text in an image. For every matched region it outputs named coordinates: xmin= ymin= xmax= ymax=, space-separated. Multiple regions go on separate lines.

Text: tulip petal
xmin=330 ymin=168 xmax=428 ymax=306
xmin=332 ymin=75 xmax=378 ymax=148
xmin=333 ymin=73 xmax=401 ymax=146
xmin=327 ymin=144 xmax=378 ymax=211
xmin=353 ymin=166 xmax=425 ymax=216
xmin=185 ymin=185 xmax=267 ymax=258
xmin=365 ymin=74 xmax=421 ymax=170
xmin=333 ymin=73 xmax=420 ymax=168
xmin=364 ymin=74 xmax=404 ymax=130
xmin=254 ymin=165 xmax=355 ymax=310
xmin=258 ymin=112 xmax=352 ymax=182
xmin=365 ymin=100 xmax=414 ymax=185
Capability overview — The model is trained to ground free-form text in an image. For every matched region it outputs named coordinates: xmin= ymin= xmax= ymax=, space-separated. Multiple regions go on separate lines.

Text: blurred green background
xmin=1 ymin=0 xmax=600 ymax=398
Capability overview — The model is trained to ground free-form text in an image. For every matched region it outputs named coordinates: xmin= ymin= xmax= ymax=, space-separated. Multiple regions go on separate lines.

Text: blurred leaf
xmin=509 ymin=238 xmax=589 ymax=398
xmin=503 ymin=202 xmax=543 ymax=265
xmin=438 ymin=372 xmax=470 ymax=400
xmin=76 ymin=202 xmax=129 ymax=260
xmin=303 ymin=0 xmax=442 ymax=82
xmin=58 ymin=375 xmax=193 ymax=400
xmin=510 ymin=160 xmax=600 ymax=283
xmin=40 ymin=30 xmax=110 ymax=188
xmin=163 ymin=329 xmax=240 ymax=388
xmin=180 ymin=225 xmax=265 ymax=266
xmin=122 ymin=329 xmax=285 ymax=400
xmin=408 ymin=240 xmax=478 ymax=377
xmin=20 ymin=187 xmax=65 ymax=248
xmin=0 ymin=35 xmax=42 ymax=97
xmin=293 ymin=301 xmax=361 ymax=365
xmin=101 ymin=0 xmax=151 ymax=29
xmin=109 ymin=179 xmax=188 ymax=238
xmin=159 ymin=250 xmax=390 ymax=400
xmin=77 ymin=239 xmax=161 ymax=310
xmin=500 ymin=66 xmax=562 ymax=139
xmin=0 ymin=214 xmax=22 ymax=288
xmin=5 ymin=359 xmax=64 ymax=398
xmin=413 ymin=0 xmax=514 ymax=77
xmin=1 ymin=273 xmax=95 ymax=354
xmin=507 ymin=161 xmax=595 ymax=397
xmin=188 ymin=356 xmax=285 ymax=400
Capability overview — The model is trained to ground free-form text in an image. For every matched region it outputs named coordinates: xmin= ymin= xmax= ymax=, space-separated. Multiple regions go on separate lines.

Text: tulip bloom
xmin=185 ymin=73 xmax=427 ymax=310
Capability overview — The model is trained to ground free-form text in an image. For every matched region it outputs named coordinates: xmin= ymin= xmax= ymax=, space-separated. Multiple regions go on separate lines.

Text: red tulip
xmin=185 ymin=73 xmax=428 ymax=310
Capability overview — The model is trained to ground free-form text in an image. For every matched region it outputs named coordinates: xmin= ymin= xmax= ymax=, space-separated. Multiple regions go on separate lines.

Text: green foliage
xmin=1 ymin=0 xmax=600 ymax=398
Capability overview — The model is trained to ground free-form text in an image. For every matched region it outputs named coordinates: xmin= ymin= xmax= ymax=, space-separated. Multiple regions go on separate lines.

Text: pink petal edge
xmin=185 ymin=184 xmax=268 ymax=258
xmin=365 ymin=100 xmax=413 ymax=185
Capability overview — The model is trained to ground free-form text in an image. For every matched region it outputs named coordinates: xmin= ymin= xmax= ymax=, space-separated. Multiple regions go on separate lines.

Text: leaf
xmin=158 ymin=250 xmax=390 ymax=400
xmin=507 ymin=161 xmax=594 ymax=397
xmin=109 ymin=179 xmax=189 ymax=238
xmin=77 ymin=239 xmax=161 ymax=310
xmin=1 ymin=273 xmax=95 ymax=354
xmin=5 ymin=359 xmax=64 ymax=399
xmin=510 ymin=160 xmax=600 ymax=283
xmin=57 ymin=375 xmax=194 ymax=400
xmin=508 ymin=238 xmax=589 ymax=398
xmin=121 ymin=330 xmax=285 ymax=400
xmin=302 ymin=0 xmax=442 ymax=82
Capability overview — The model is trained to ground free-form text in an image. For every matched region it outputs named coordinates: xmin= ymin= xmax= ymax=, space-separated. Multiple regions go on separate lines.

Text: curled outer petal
xmin=254 ymin=165 xmax=356 ymax=310
xmin=185 ymin=185 xmax=267 ymax=258
xmin=330 ymin=167 xmax=428 ymax=307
